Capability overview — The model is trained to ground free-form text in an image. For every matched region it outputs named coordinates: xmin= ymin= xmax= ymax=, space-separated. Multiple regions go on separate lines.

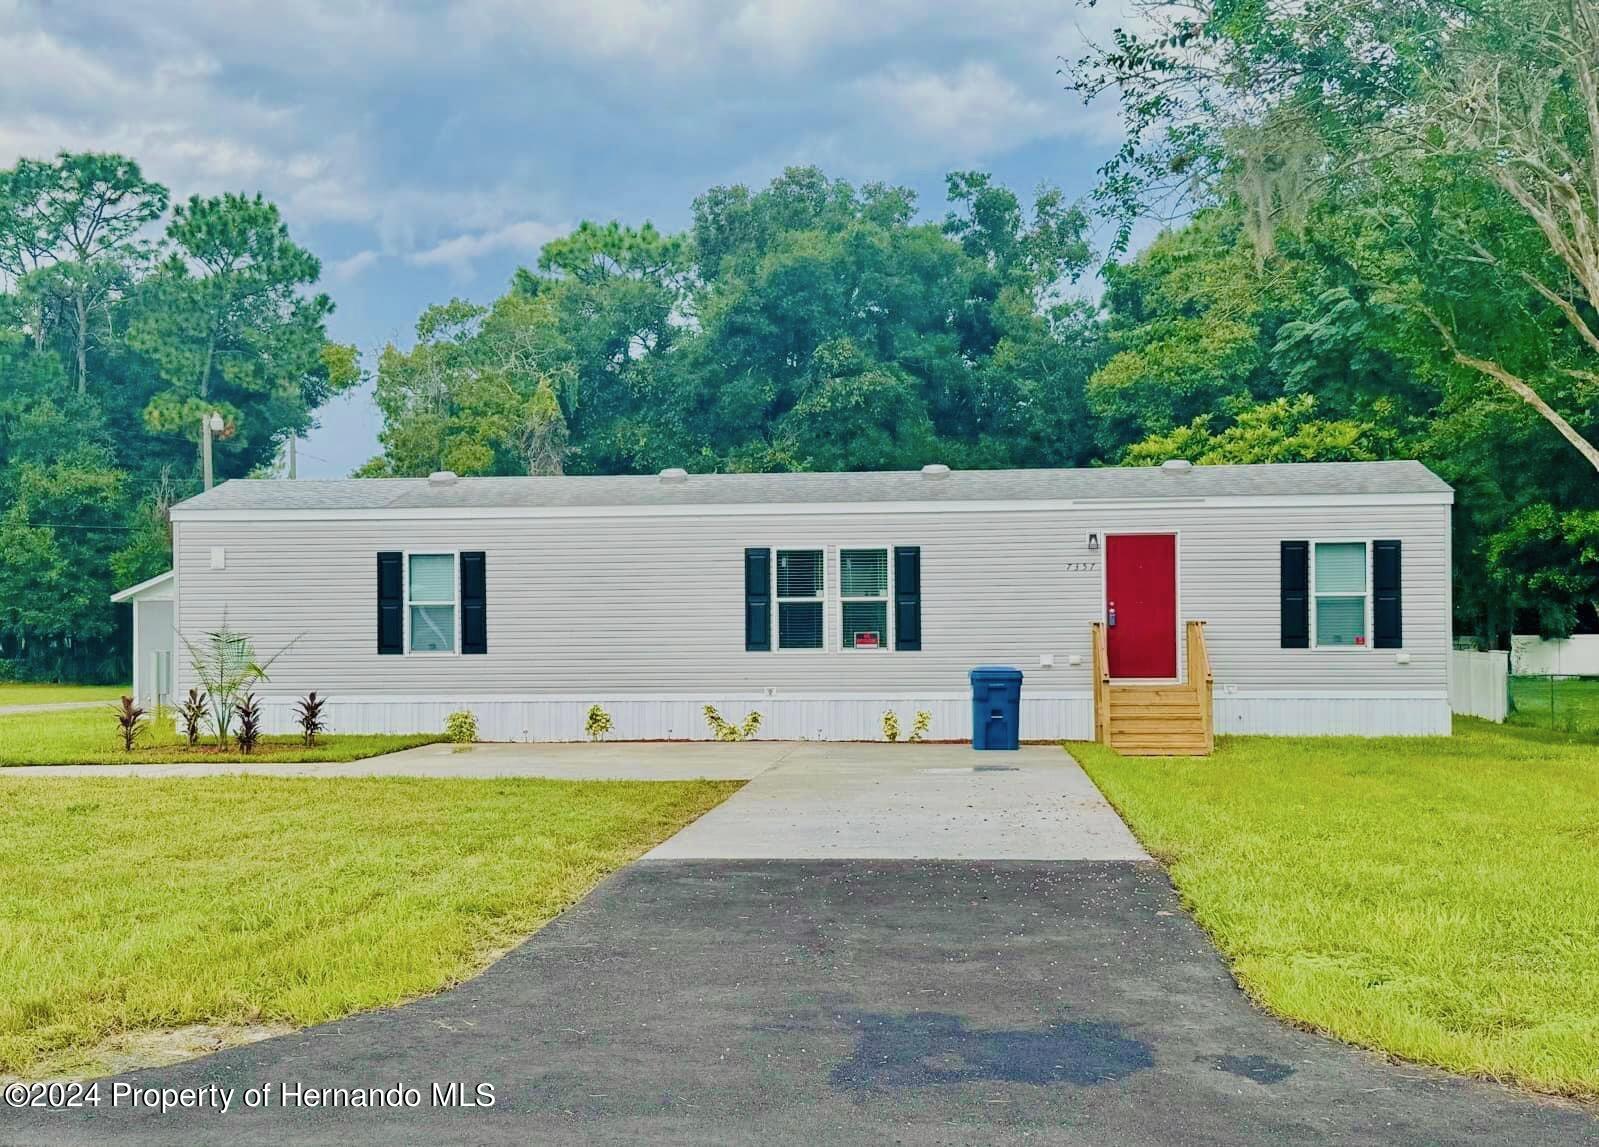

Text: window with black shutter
xmin=894 ymin=546 xmax=921 ymax=651
xmin=377 ymin=551 xmax=403 ymax=655
xmin=1373 ymin=540 xmax=1402 ymax=648
xmin=1280 ymin=541 xmax=1309 ymax=649
xmin=744 ymin=548 xmax=771 ymax=651
xmin=460 ymin=552 xmax=487 ymax=654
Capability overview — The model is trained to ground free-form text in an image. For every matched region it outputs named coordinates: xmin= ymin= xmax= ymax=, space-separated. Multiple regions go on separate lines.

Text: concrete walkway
xmin=0 ymin=700 xmax=105 ymax=716
xmin=2 ymin=740 xmax=789 ymax=780
xmin=648 ymin=743 xmax=1147 ymax=860
xmin=5 ymin=741 xmax=1145 ymax=862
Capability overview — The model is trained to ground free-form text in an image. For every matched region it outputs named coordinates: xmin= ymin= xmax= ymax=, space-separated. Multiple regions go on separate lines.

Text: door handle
xmin=1107 ymin=606 xmax=1117 ymax=627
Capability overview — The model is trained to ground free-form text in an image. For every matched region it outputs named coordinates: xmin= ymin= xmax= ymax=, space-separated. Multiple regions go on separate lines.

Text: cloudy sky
xmin=1 ymin=0 xmax=1136 ymax=475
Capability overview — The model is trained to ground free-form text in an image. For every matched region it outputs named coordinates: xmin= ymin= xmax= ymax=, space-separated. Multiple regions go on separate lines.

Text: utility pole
xmin=288 ymin=435 xmax=297 ymax=480
xmin=202 ymin=412 xmax=223 ymax=490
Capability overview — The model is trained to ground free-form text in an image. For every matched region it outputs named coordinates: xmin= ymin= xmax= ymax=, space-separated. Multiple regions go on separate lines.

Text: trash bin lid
xmin=969 ymin=666 xmax=1024 ymax=683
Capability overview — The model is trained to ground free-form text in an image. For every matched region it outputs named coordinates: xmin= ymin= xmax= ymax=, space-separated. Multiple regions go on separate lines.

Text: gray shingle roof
xmin=172 ymin=461 xmax=1451 ymax=514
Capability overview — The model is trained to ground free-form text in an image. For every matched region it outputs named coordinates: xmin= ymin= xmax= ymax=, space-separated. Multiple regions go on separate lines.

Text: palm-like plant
xmin=179 ymin=616 xmax=295 ymax=747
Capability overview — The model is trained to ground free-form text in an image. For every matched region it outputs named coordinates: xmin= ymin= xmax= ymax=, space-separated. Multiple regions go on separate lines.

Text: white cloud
xmin=407 ymin=220 xmax=568 ymax=274
xmin=855 ymin=62 xmax=1061 ymax=158
xmin=0 ymin=0 xmax=1149 ymax=284
xmin=329 ymin=249 xmax=381 ymax=282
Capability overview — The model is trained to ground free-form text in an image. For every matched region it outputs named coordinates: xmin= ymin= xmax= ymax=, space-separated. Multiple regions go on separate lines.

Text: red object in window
xmin=854 ymin=632 xmax=880 ymax=647
xmin=1105 ymin=534 xmax=1178 ymax=678
xmin=1355 ymin=635 xmax=1366 ymax=645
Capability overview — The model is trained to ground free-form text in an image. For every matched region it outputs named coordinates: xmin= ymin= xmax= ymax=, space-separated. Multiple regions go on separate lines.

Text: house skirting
xmin=253 ymin=689 xmax=1451 ymax=743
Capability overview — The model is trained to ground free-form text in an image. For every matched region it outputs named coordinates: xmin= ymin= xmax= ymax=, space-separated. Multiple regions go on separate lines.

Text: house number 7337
xmin=1063 ymin=561 xmax=1099 ymax=573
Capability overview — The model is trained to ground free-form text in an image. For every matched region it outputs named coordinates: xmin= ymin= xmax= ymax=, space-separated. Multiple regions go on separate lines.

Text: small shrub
xmin=177 ymin=688 xmax=208 ymax=746
xmin=882 ymin=710 xmax=901 ymax=743
xmin=585 ymin=704 xmax=614 ymax=742
xmin=704 ymin=705 xmax=763 ymax=742
xmin=295 ymin=691 xmax=327 ymax=747
xmin=234 ymin=693 xmax=263 ymax=754
xmin=445 ymin=709 xmax=478 ymax=749
xmin=910 ymin=710 xmax=931 ymax=742
xmin=112 ymin=696 xmax=147 ymax=752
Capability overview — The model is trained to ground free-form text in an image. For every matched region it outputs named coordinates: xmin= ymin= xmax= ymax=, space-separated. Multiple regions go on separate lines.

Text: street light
xmin=202 ymin=412 xmax=224 ymax=491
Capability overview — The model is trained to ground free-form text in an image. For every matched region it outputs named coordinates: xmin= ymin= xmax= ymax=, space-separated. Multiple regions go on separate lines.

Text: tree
xmin=1400 ymin=0 xmax=1599 ymax=472
xmin=1485 ymin=503 xmax=1599 ymax=637
xmin=0 ymin=153 xmax=352 ymax=680
xmin=368 ymin=167 xmax=1101 ymax=480
xmin=364 ymin=295 xmax=575 ymax=478
xmin=1070 ymin=0 xmax=1599 ymax=472
xmin=0 ymin=153 xmax=167 ymax=391
xmin=129 ymin=193 xmax=346 ymax=477
xmin=1122 ymin=395 xmax=1388 ymax=465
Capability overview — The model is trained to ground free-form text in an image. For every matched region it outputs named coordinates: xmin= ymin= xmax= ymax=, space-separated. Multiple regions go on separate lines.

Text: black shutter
xmin=1280 ymin=541 xmax=1309 ymax=649
xmin=1373 ymin=540 xmax=1402 ymax=649
xmin=894 ymin=546 xmax=922 ymax=651
xmin=745 ymin=548 xmax=771 ymax=651
xmin=377 ymin=551 xmax=403 ymax=655
xmin=461 ymin=551 xmax=487 ymax=655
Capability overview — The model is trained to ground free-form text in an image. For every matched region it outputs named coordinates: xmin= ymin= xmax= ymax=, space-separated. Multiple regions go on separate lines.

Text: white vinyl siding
xmin=172 ymin=501 xmax=1449 ymax=701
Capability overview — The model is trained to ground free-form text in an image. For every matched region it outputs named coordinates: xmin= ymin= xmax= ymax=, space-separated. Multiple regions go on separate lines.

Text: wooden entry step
xmin=1092 ymin=620 xmax=1214 ymax=757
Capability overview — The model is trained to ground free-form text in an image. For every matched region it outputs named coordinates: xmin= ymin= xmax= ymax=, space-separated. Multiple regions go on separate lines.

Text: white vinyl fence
xmin=1450 ymin=650 xmax=1508 ymax=723
xmin=1510 ymin=634 xmax=1599 ymax=676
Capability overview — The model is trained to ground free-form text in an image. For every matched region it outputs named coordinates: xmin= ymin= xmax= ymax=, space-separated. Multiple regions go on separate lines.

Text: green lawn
xmin=0 ymin=775 xmax=739 ymax=1077
xmin=0 ymin=683 xmax=129 ymax=708
xmin=1509 ymin=675 xmax=1599 ymax=736
xmin=1072 ymin=721 xmax=1599 ymax=1098
xmin=0 ymin=707 xmax=441 ymax=766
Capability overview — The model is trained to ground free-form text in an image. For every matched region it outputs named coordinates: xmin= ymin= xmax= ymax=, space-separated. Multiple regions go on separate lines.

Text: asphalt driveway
xmin=10 ymin=860 xmax=1591 ymax=1146
xmin=5 ymin=745 xmax=1594 ymax=1145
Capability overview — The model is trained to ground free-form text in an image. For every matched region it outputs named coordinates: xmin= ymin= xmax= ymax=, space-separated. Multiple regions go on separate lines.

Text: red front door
xmin=1105 ymin=534 xmax=1177 ymax=678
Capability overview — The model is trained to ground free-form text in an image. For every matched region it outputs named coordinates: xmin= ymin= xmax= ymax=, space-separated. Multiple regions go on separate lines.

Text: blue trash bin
xmin=969 ymin=666 xmax=1024 ymax=750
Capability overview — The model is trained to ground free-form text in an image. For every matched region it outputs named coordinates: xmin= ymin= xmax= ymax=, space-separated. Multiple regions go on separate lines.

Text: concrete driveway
xmin=7 ymin=743 xmax=1595 ymax=1145
xmin=648 ymin=743 xmax=1147 ymax=860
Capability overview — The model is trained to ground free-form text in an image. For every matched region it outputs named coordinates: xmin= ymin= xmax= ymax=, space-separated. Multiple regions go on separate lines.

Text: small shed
xmin=110 ymin=570 xmax=175 ymax=711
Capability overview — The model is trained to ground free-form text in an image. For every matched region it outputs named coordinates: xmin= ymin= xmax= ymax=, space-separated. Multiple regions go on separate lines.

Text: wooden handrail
xmin=1091 ymin=621 xmax=1110 ymax=743
xmin=1186 ymin=620 xmax=1214 ymax=753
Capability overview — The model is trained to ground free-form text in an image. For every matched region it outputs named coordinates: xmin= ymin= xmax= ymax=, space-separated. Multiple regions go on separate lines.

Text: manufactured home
xmin=115 ymin=460 xmax=1454 ymax=750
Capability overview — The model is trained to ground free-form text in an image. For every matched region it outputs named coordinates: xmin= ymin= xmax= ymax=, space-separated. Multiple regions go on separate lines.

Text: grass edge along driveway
xmin=1073 ymin=720 xmax=1599 ymax=1100
xmin=0 ymin=774 xmax=740 ymax=1079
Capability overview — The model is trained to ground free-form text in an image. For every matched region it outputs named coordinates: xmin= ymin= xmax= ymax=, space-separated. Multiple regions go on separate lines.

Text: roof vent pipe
xmin=921 ymin=463 xmax=951 ymax=479
xmin=658 ymin=467 xmax=689 ymax=483
xmin=1160 ymin=458 xmax=1194 ymax=474
xmin=428 ymin=470 xmax=459 ymax=486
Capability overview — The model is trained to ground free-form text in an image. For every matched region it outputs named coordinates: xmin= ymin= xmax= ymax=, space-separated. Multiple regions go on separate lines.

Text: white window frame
xmin=773 ymin=546 xmax=827 ymax=652
xmin=838 ymin=546 xmax=892 ymax=651
xmin=1310 ymin=538 xmax=1372 ymax=651
xmin=404 ymin=549 xmax=460 ymax=657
